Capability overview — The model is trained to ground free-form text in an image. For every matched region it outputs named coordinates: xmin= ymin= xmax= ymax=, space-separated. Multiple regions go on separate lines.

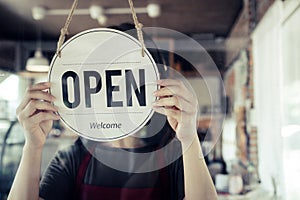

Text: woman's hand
xmin=16 ymin=82 xmax=60 ymax=149
xmin=153 ymin=79 xmax=218 ymax=199
xmin=152 ymin=79 xmax=198 ymax=143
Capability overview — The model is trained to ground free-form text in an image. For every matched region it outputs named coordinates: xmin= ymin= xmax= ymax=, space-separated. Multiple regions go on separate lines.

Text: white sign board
xmin=49 ymin=28 xmax=159 ymax=141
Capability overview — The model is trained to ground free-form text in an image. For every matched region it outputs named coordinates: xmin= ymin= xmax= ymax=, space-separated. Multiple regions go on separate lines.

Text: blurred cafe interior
xmin=0 ymin=0 xmax=300 ymax=199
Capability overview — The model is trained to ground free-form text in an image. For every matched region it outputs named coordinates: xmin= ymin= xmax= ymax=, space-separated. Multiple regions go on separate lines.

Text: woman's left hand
xmin=152 ymin=79 xmax=198 ymax=143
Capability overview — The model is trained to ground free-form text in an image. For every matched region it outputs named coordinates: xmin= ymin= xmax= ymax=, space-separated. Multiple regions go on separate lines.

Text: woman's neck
xmin=105 ymin=136 xmax=145 ymax=149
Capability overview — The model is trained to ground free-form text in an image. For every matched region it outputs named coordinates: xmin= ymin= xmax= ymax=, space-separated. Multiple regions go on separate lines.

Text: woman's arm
xmin=8 ymin=145 xmax=44 ymax=200
xmin=153 ymin=79 xmax=217 ymax=200
xmin=8 ymin=82 xmax=59 ymax=200
xmin=181 ymin=134 xmax=217 ymax=199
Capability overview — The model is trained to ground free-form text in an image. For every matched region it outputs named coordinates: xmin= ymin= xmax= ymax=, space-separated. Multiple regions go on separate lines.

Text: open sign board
xmin=49 ymin=28 xmax=159 ymax=141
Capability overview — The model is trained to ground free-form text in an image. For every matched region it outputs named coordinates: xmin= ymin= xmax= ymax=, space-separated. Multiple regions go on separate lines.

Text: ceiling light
xmin=97 ymin=15 xmax=107 ymax=26
xmin=31 ymin=3 xmax=161 ymax=23
xmin=89 ymin=5 xmax=104 ymax=19
xmin=147 ymin=3 xmax=161 ymax=18
xmin=32 ymin=6 xmax=47 ymax=20
xmin=26 ymin=49 xmax=50 ymax=72
xmin=89 ymin=5 xmax=107 ymax=25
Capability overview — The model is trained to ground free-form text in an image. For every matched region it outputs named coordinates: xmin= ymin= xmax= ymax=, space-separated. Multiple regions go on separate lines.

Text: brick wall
xmin=225 ymin=0 xmax=275 ymax=67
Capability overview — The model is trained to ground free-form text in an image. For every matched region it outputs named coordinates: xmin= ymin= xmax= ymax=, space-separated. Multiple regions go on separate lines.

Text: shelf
xmin=218 ymin=188 xmax=275 ymax=200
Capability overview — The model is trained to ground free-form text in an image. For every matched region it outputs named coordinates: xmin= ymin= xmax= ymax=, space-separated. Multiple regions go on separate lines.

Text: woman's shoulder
xmin=55 ymin=138 xmax=88 ymax=162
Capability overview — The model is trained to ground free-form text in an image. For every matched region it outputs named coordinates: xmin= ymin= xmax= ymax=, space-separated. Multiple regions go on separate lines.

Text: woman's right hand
xmin=16 ymin=82 xmax=60 ymax=149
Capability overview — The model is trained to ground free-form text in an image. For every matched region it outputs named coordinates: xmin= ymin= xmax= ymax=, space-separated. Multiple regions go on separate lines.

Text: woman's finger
xmin=153 ymin=96 xmax=196 ymax=113
xmin=28 ymin=111 xmax=60 ymax=125
xmin=18 ymin=100 xmax=57 ymax=122
xmin=154 ymin=86 xmax=193 ymax=102
xmin=28 ymin=82 xmax=51 ymax=91
xmin=17 ymin=82 xmax=51 ymax=112
xmin=156 ymin=79 xmax=196 ymax=103
xmin=26 ymin=100 xmax=57 ymax=117
xmin=17 ymin=82 xmax=55 ymax=113
xmin=157 ymin=79 xmax=183 ymax=87
xmin=153 ymin=96 xmax=179 ymax=108
xmin=153 ymin=106 xmax=182 ymax=121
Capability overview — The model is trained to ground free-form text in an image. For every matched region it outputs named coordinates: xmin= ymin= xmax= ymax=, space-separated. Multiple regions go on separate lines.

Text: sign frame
xmin=48 ymin=28 xmax=160 ymax=141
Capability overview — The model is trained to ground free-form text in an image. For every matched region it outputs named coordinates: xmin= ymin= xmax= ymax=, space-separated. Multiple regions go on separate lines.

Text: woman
xmin=8 ymin=24 xmax=217 ymax=200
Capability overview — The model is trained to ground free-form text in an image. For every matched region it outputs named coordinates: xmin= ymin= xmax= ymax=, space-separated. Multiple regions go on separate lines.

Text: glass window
xmin=281 ymin=6 xmax=300 ymax=200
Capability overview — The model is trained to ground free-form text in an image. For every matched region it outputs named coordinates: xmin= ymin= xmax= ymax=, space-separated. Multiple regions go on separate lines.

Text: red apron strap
xmin=74 ymin=150 xmax=93 ymax=199
xmin=158 ymin=148 xmax=170 ymax=199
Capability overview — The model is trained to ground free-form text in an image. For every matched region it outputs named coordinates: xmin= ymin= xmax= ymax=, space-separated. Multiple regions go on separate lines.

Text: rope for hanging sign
xmin=56 ymin=0 xmax=146 ymax=58
xmin=128 ymin=0 xmax=145 ymax=57
xmin=56 ymin=0 xmax=79 ymax=57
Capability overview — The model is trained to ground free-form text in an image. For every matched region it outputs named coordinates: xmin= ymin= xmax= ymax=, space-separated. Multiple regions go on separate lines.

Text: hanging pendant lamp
xmin=25 ymin=48 xmax=49 ymax=72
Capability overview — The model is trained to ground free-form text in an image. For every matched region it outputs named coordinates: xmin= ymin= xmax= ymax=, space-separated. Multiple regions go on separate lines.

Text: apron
xmin=74 ymin=147 xmax=170 ymax=200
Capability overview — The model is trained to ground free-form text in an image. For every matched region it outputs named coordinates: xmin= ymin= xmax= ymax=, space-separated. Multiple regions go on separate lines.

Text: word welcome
xmin=90 ymin=122 xmax=122 ymax=129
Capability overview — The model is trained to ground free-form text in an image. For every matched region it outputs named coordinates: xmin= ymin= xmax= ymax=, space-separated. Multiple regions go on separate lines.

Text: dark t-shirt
xmin=39 ymin=138 xmax=185 ymax=200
